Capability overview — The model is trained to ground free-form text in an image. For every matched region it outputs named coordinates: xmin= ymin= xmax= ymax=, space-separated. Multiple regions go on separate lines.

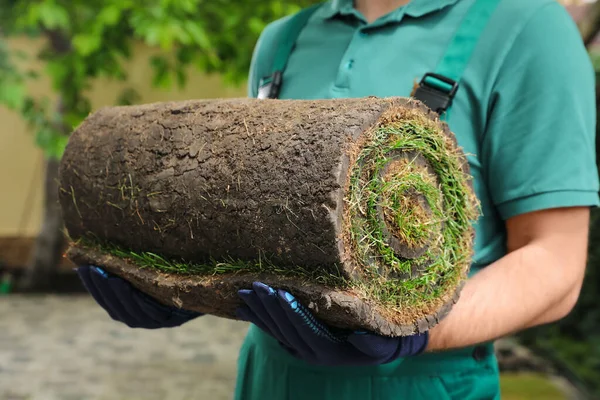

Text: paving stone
xmin=0 ymin=294 xmax=249 ymax=400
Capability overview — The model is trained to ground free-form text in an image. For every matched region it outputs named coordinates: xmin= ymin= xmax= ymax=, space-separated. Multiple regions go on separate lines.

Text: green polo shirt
xmin=248 ymin=0 xmax=599 ymax=270
xmin=236 ymin=0 xmax=600 ymax=398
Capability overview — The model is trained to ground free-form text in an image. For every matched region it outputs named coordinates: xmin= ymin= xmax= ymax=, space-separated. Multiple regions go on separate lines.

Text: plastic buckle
xmin=257 ymin=71 xmax=283 ymax=99
xmin=413 ymin=73 xmax=459 ymax=115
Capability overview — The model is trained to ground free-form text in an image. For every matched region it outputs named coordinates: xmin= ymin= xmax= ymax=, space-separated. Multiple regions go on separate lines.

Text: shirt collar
xmin=319 ymin=0 xmax=360 ymax=20
xmin=319 ymin=0 xmax=460 ymax=22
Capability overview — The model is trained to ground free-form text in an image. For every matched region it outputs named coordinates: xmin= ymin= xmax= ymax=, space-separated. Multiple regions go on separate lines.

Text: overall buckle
xmin=413 ymin=73 xmax=459 ymax=115
xmin=258 ymin=71 xmax=283 ymax=99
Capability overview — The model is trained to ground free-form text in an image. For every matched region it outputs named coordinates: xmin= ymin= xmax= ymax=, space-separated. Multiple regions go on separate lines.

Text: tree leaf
xmin=73 ymin=34 xmax=101 ymax=56
xmin=35 ymin=1 xmax=71 ymax=30
xmin=184 ymin=21 xmax=211 ymax=49
xmin=97 ymin=5 xmax=122 ymax=26
xmin=0 ymin=82 xmax=26 ymax=109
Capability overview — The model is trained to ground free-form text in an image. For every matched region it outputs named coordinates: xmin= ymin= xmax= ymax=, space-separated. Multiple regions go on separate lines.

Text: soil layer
xmin=68 ymin=244 xmax=462 ymax=336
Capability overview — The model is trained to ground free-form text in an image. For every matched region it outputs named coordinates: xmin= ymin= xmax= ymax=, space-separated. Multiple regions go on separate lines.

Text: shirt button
xmin=346 ymin=60 xmax=354 ymax=69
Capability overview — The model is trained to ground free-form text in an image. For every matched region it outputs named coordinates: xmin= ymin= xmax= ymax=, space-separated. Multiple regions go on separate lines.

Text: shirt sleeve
xmin=482 ymin=2 xmax=599 ymax=220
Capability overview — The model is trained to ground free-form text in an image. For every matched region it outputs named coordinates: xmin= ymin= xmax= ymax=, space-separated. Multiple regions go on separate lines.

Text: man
xmin=77 ymin=0 xmax=599 ymax=398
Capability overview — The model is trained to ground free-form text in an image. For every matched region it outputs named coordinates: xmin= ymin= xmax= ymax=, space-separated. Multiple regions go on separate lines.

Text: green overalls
xmin=235 ymin=0 xmax=600 ymax=398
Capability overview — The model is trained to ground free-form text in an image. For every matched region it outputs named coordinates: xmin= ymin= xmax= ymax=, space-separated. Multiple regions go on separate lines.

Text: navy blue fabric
xmin=236 ymin=282 xmax=429 ymax=366
xmin=77 ymin=265 xmax=202 ymax=329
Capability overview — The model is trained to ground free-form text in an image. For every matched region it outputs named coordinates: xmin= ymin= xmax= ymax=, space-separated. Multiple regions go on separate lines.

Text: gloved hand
xmin=236 ymin=282 xmax=429 ymax=366
xmin=77 ymin=265 xmax=202 ymax=329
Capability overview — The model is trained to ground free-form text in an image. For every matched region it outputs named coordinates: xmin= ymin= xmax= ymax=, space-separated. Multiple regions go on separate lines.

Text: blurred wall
xmin=0 ymin=37 xmax=246 ymax=237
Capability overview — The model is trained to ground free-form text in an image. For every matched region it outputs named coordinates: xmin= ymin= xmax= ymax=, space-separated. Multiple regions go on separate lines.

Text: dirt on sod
xmin=60 ymin=96 xmax=478 ymax=336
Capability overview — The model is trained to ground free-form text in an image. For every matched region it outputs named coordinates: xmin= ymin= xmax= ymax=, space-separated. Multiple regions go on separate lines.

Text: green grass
xmin=500 ymin=373 xmax=566 ymax=400
xmin=77 ymin=238 xmax=350 ymax=288
xmin=378 ymin=165 xmax=443 ymax=250
xmin=345 ymin=114 xmax=477 ymax=310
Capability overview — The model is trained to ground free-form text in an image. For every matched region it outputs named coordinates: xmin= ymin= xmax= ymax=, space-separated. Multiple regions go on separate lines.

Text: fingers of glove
xmin=235 ymin=306 xmax=280 ymax=340
xmin=134 ymin=288 xmax=201 ymax=327
xmin=251 ymin=283 xmax=314 ymax=357
xmin=346 ymin=331 xmax=400 ymax=361
xmin=396 ymin=333 xmax=429 ymax=358
xmin=170 ymin=307 xmax=203 ymax=320
xmin=275 ymin=289 xmax=345 ymax=354
xmin=235 ymin=306 xmax=256 ymax=324
xmin=134 ymin=289 xmax=179 ymax=325
xmin=88 ymin=268 xmax=142 ymax=326
xmin=77 ymin=266 xmax=119 ymax=321
xmin=77 ymin=266 xmax=104 ymax=306
xmin=106 ymin=276 xmax=160 ymax=328
xmin=81 ymin=266 xmax=190 ymax=329
xmin=123 ymin=284 xmax=198 ymax=328
xmin=347 ymin=332 xmax=428 ymax=362
xmin=164 ymin=309 xmax=202 ymax=326
xmin=237 ymin=287 xmax=289 ymax=347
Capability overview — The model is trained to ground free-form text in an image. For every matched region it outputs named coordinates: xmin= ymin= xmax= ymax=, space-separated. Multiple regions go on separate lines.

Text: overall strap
xmin=259 ymin=0 xmax=502 ymax=117
xmin=257 ymin=3 xmax=324 ymax=99
xmin=413 ymin=0 xmax=503 ymax=117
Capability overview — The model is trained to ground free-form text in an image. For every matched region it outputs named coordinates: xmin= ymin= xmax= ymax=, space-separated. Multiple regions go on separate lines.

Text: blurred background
xmin=1 ymin=0 xmax=599 ymax=399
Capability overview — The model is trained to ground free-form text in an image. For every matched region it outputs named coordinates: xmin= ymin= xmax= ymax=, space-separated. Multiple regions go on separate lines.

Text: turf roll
xmin=59 ymin=96 xmax=478 ymax=337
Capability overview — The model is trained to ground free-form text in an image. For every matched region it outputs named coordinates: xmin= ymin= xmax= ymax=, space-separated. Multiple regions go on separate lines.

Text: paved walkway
xmin=1 ymin=294 xmax=582 ymax=400
xmin=0 ymin=294 xmax=249 ymax=400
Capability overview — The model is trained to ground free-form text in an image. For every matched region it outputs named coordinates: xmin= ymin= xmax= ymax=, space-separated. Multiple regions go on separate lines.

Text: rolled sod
xmin=59 ymin=97 xmax=478 ymax=337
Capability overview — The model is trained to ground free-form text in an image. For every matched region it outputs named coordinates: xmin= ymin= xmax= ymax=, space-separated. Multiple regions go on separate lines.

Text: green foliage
xmin=0 ymin=41 xmax=66 ymax=158
xmin=0 ymin=0 xmax=319 ymax=157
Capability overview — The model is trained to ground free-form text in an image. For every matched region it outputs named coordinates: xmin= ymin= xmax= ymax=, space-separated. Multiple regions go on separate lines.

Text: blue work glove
xmin=77 ymin=265 xmax=202 ymax=329
xmin=236 ymin=282 xmax=429 ymax=366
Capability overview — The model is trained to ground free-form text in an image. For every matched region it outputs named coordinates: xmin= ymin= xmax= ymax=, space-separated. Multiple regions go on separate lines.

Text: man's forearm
xmin=425 ymin=243 xmax=584 ymax=352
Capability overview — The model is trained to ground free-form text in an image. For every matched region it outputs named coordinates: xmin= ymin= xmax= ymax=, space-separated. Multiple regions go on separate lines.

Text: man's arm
xmin=426 ymin=206 xmax=590 ymax=352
